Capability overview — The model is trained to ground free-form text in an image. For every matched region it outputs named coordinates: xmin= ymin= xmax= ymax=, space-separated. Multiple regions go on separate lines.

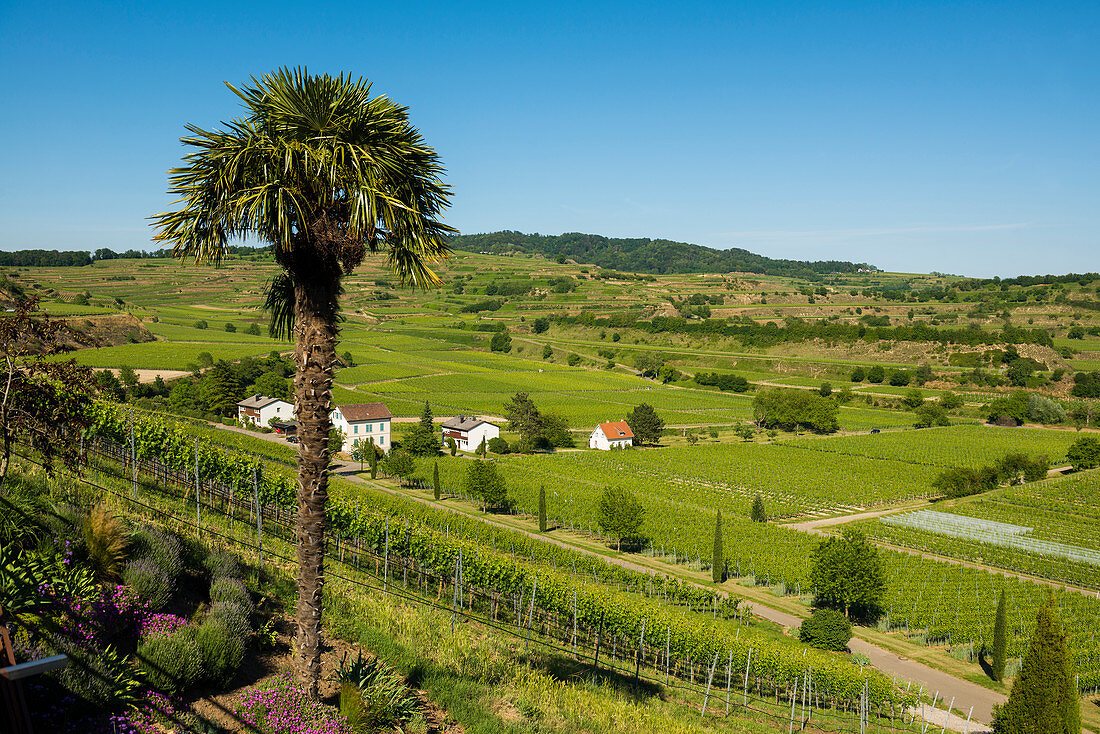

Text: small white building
xmin=589 ymin=420 xmax=634 ymax=450
xmin=331 ymin=402 xmax=392 ymax=454
xmin=237 ymin=394 xmax=293 ymax=427
xmin=440 ymin=415 xmax=500 ymax=452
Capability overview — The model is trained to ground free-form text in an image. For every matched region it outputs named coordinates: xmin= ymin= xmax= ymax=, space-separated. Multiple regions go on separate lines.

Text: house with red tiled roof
xmin=589 ymin=420 xmax=633 ymax=450
xmin=331 ymin=403 xmax=392 ymax=454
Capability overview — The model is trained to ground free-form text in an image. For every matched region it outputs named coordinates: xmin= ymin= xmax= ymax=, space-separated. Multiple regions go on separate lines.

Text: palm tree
xmin=152 ymin=68 xmax=452 ymax=697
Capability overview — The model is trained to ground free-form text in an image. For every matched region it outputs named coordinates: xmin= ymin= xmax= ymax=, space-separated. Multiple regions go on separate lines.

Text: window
xmin=379 ymin=436 xmax=385 ymax=445
xmin=353 ymin=425 xmax=358 ymax=434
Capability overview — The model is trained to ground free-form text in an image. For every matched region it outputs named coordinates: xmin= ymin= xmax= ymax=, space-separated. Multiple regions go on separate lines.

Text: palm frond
xmin=263 ymin=273 xmax=296 ymax=341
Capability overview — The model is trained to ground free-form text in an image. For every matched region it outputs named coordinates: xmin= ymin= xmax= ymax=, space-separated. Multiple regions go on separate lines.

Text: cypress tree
xmin=994 ymin=594 xmax=1080 ymax=734
xmin=538 ymin=485 xmax=547 ymax=532
xmin=991 ymin=588 xmax=1007 ymax=681
xmin=712 ymin=511 xmax=723 ymax=583
xmin=369 ymin=450 xmax=378 ymax=480
xmin=750 ymin=494 xmax=767 ymax=523
xmin=432 ymin=462 xmax=441 ymax=501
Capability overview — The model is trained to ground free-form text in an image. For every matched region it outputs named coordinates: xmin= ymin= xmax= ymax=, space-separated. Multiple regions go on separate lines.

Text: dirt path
xmin=785 ymin=506 xmax=914 ymax=532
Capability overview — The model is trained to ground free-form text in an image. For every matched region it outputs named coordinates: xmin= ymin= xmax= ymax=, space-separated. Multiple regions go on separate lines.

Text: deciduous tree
xmin=810 ymin=528 xmax=885 ymax=623
xmin=625 ymin=403 xmax=664 ymax=445
xmin=597 ymin=486 xmax=645 ymax=551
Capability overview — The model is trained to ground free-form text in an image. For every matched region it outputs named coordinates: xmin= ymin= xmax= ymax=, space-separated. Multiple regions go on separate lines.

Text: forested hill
xmin=448 ymin=231 xmax=873 ymax=279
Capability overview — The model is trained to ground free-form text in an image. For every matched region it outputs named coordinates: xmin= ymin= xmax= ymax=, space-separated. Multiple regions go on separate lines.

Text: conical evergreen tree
xmin=433 ymin=462 xmax=441 ymax=501
xmin=712 ymin=511 xmax=724 ymax=583
xmin=538 ymin=485 xmax=547 ymax=532
xmin=750 ymin=494 xmax=767 ymax=523
xmin=991 ymin=588 xmax=1007 ymax=682
xmin=369 ymin=449 xmax=378 ymax=480
xmin=994 ymin=594 xmax=1080 ymax=734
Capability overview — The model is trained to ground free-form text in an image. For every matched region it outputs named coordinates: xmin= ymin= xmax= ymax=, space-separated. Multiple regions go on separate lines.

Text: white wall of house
xmin=442 ymin=422 xmax=500 ymax=452
xmin=588 ymin=427 xmax=632 ymax=450
xmin=332 ymin=412 xmax=391 ymax=454
xmin=239 ymin=399 xmax=293 ymax=427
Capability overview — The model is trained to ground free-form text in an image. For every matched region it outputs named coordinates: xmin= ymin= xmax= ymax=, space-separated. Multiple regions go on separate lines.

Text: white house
xmin=440 ymin=415 xmax=500 ymax=452
xmin=237 ymin=394 xmax=293 ymax=427
xmin=331 ymin=403 xmax=392 ymax=454
xmin=589 ymin=420 xmax=634 ymax=450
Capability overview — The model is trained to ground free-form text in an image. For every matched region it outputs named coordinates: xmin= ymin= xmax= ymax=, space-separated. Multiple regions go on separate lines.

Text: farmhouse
xmin=589 ymin=420 xmax=633 ymax=450
xmin=331 ymin=402 xmax=392 ymax=454
xmin=440 ymin=415 xmax=500 ymax=452
xmin=236 ymin=394 xmax=293 ymax=427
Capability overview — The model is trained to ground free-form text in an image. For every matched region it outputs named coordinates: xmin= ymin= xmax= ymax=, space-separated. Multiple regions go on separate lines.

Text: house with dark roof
xmin=440 ymin=415 xmax=500 ymax=453
xmin=237 ymin=394 xmax=293 ymax=427
xmin=331 ymin=403 xmax=392 ymax=454
xmin=589 ymin=420 xmax=633 ymax=450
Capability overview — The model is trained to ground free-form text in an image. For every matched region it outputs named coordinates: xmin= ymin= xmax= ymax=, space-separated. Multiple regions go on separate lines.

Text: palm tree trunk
xmin=291 ymin=271 xmax=339 ymax=699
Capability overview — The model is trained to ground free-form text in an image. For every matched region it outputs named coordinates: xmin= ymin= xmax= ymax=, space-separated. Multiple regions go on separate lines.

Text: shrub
xmin=137 ymin=628 xmax=204 ymax=694
xmin=799 ymin=608 xmax=853 ymax=651
xmin=487 ymin=436 xmax=510 ymax=454
xmin=210 ymin=576 xmax=253 ymax=615
xmin=132 ymin=527 xmax=183 ymax=579
xmin=1026 ymin=394 xmax=1066 ymax=424
xmin=914 ymin=403 xmax=949 ymax=428
xmin=203 ymin=547 xmax=241 ymax=580
xmin=866 ymin=365 xmax=885 ymax=383
xmin=197 ymin=619 xmax=246 ymax=687
xmin=209 ymin=601 xmax=251 ymax=641
xmin=887 ymin=369 xmax=911 ymax=387
xmin=123 ymin=557 xmax=175 ymax=610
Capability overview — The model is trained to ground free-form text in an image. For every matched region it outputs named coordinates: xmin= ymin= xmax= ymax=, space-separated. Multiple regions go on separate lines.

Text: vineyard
xmin=407 ymin=444 xmax=1100 ymax=692
xmin=79 ymin=402 xmax=915 ymax=709
xmin=856 ymin=470 xmax=1100 ymax=590
xmin=418 ymin=444 xmax=942 ymax=524
xmin=782 ymin=424 xmax=1081 ymax=469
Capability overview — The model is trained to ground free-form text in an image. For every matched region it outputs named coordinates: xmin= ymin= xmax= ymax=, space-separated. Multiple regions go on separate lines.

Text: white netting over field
xmin=884 ymin=510 xmax=1100 ymax=567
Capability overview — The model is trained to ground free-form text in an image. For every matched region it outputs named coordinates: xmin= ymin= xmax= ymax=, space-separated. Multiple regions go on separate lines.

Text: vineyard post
xmin=383 ymin=516 xmax=390 ymax=597
xmin=725 ymin=649 xmax=732 ymax=714
xmin=635 ymin=617 xmax=646 ymax=679
xmin=941 ymin=696 xmax=954 ymax=734
xmin=571 ymin=588 xmax=577 ymax=657
xmin=665 ymin=626 xmax=670 ymax=684
xmin=129 ymin=409 xmax=136 ymax=498
xmin=788 ymin=682 xmax=797 ymax=734
xmin=963 ymin=706 xmax=972 ymax=734
xmin=524 ymin=575 xmax=538 ymax=653
xmin=253 ymin=466 xmax=262 ymax=573
xmin=800 ymin=670 xmax=807 ymax=728
xmin=702 ymin=649 xmax=719 ymax=715
xmin=743 ymin=647 xmax=752 ymax=706
xmin=194 ymin=438 xmax=199 ymax=527
xmin=451 ymin=549 xmax=461 ymax=634
xmin=591 ymin=611 xmax=605 ymax=681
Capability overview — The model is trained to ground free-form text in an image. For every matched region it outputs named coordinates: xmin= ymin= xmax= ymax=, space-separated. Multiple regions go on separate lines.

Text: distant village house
xmin=331 ymin=403 xmax=392 ymax=454
xmin=589 ymin=420 xmax=633 ymax=450
xmin=440 ymin=415 xmax=500 ymax=452
xmin=237 ymin=394 xmax=293 ymax=427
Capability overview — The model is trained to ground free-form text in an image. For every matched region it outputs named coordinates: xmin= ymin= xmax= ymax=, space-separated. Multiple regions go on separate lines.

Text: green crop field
xmin=783 ymin=424 xmax=1081 ymax=468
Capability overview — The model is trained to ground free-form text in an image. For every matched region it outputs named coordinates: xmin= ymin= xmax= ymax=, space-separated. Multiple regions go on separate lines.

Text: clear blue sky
xmin=1 ymin=1 xmax=1096 ymax=277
